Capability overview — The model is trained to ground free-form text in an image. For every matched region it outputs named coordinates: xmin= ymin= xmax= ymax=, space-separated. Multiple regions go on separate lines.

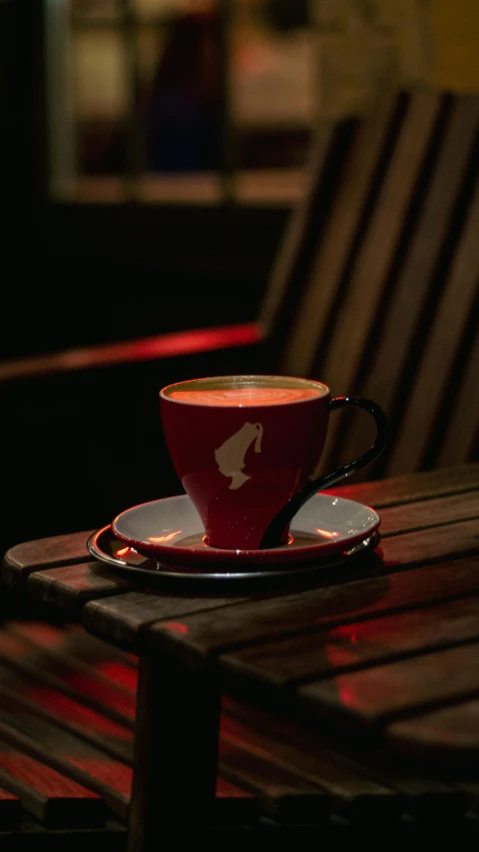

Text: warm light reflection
xmin=147 ymin=530 xmax=183 ymax=543
xmin=116 ymin=546 xmax=130 ymax=557
xmin=315 ymin=528 xmax=340 ymax=538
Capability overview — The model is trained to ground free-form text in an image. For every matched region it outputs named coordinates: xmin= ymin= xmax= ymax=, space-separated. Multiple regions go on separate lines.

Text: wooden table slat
xmin=0 ymin=631 xmax=136 ymax=729
xmin=219 ymin=738 xmax=332 ymax=825
xmin=2 ymin=531 xmax=96 ymax=587
xmin=0 ymin=680 xmax=134 ymax=767
xmin=26 ymin=563 xmax=137 ymax=615
xmin=327 ymin=463 xmax=479 ymax=508
xmin=379 ymin=517 xmax=479 ymax=567
xmin=221 ymin=707 xmax=466 ymax=821
xmin=219 ymin=595 xmax=479 ymax=692
xmin=299 ymin=641 xmax=479 ymax=733
xmin=146 ymin=555 xmax=479 ymax=668
xmin=378 ymin=490 xmax=479 ymax=537
xmin=0 ymin=706 xmax=132 ymax=820
xmin=0 ymin=748 xmax=105 ymax=829
xmin=385 ymin=698 xmax=479 ymax=768
xmin=220 ymin=726 xmax=399 ymax=822
xmin=15 ymin=493 xmax=479 ymax=647
xmin=83 ymin=590 xmax=252 ymax=651
xmin=6 ymin=621 xmax=138 ymax=691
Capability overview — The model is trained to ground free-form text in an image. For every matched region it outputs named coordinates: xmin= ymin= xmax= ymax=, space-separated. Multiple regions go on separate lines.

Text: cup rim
xmin=160 ymin=374 xmax=330 ymax=406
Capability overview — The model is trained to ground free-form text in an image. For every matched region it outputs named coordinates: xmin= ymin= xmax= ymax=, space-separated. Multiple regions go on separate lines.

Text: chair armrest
xmin=0 ymin=322 xmax=265 ymax=383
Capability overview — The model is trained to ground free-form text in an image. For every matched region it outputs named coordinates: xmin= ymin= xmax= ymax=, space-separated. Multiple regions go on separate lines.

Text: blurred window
xmin=46 ymin=0 xmax=433 ymax=203
xmin=47 ymin=0 xmax=316 ymax=203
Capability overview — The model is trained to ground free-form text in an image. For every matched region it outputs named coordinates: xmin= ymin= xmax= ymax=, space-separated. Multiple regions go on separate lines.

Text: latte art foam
xmin=169 ymin=386 xmax=321 ymax=406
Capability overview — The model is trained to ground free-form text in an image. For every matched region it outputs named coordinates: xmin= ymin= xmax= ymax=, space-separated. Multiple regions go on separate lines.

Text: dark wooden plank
xmin=299 ymin=641 xmax=479 ymax=735
xmin=148 ymin=555 xmax=479 ymax=669
xmin=378 ymin=490 xmax=479 ymax=537
xmin=0 ymin=671 xmax=257 ymax=828
xmin=83 ymin=590 xmax=251 ymax=651
xmin=219 ymin=596 xmax=479 ymax=693
xmin=329 ymin=462 xmax=479 ymax=508
xmin=26 ymin=563 xmax=137 ymax=616
xmin=379 ymin=518 xmax=479 ymax=567
xmin=223 ymin=699 xmax=467 ymax=821
xmin=0 ymin=705 xmax=131 ymax=819
xmin=219 ymin=738 xmax=332 ymax=825
xmin=0 ymin=747 xmax=104 ymax=828
xmin=6 ymin=622 xmax=138 ymax=691
xmin=2 ymin=531 xmax=95 ymax=588
xmin=0 ymin=786 xmax=21 ymax=830
xmin=0 ymin=679 xmax=133 ymax=766
xmin=0 ymin=631 xmax=135 ymax=728
xmin=385 ymin=699 xmax=479 ymax=768
xmin=220 ymin=723 xmax=398 ymax=823
xmin=127 ymin=656 xmax=221 ymax=849
xmin=3 ymin=622 xmax=137 ymax=698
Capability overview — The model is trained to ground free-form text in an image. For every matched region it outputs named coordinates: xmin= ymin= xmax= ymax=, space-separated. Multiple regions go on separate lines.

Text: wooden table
xmin=3 ymin=463 xmax=479 ymax=847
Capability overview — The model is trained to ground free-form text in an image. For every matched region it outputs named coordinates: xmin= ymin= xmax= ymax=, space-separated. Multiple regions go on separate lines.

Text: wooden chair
xmin=0 ymin=87 xmax=478 ymax=558
xmin=265 ymin=87 xmax=479 ymax=480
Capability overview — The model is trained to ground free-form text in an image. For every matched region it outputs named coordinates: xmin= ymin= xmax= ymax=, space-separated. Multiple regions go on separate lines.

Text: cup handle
xmin=259 ymin=395 xmax=389 ymax=549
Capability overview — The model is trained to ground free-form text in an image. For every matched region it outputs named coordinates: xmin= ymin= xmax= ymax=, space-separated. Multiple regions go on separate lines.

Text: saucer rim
xmin=88 ymin=526 xmax=380 ymax=583
xmin=110 ymin=493 xmax=381 ymax=566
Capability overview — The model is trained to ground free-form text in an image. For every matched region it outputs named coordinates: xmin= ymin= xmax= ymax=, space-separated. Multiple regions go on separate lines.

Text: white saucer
xmin=110 ymin=493 xmax=380 ymax=567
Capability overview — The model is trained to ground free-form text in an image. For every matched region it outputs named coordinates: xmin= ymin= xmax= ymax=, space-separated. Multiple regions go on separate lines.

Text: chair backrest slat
xmin=387 ymin=163 xmax=479 ymax=474
xmin=266 ymin=87 xmax=479 ymax=478
xmin=259 ymin=121 xmax=352 ymax=365
xmin=339 ymin=93 xmax=479 ymax=474
xmin=314 ymin=89 xmax=442 ymax=395
xmin=280 ymin=92 xmax=401 ymax=377
xmin=437 ymin=318 xmax=479 ymax=469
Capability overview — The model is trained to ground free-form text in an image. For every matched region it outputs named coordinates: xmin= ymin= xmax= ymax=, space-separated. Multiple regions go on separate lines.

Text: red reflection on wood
xmin=25 ymin=685 xmax=133 ymax=739
xmin=63 ymin=674 xmax=136 ymax=720
xmin=94 ymin=662 xmax=138 ymax=692
xmin=0 ymin=753 xmax=101 ymax=797
xmin=68 ymin=758 xmax=132 ymax=797
xmin=162 ymin=621 xmax=189 ymax=635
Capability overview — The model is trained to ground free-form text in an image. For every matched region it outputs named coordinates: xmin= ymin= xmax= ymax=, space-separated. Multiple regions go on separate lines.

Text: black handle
xmin=259 ymin=395 xmax=388 ymax=549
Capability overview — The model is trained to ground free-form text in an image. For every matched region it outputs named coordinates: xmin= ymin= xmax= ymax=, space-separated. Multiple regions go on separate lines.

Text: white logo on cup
xmin=215 ymin=422 xmax=263 ymax=490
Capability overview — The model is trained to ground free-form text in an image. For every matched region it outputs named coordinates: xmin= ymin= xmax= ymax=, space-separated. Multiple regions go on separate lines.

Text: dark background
xmin=0 ymin=0 xmax=291 ymax=556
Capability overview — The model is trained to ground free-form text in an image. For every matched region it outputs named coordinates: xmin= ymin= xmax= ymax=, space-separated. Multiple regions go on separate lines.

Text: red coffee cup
xmin=160 ymin=375 xmax=388 ymax=550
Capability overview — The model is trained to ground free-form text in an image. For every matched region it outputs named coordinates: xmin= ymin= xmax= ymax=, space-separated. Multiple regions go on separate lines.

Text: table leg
xmin=128 ymin=654 xmax=221 ymax=849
